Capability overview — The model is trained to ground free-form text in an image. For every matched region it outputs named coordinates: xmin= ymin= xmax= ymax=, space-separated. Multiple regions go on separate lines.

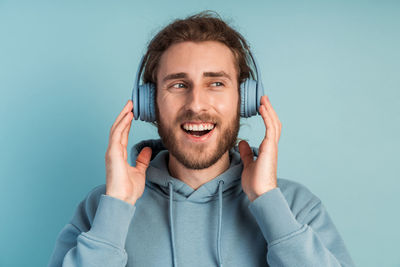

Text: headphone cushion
xmin=148 ymin=83 xmax=156 ymax=122
xmin=240 ymin=78 xmax=258 ymax=117
xmin=138 ymin=83 xmax=156 ymax=122
xmin=132 ymin=80 xmax=140 ymax=120
xmin=240 ymin=80 xmax=247 ymax=117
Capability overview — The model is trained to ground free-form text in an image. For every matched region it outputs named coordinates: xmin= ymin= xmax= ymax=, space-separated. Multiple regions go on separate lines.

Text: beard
xmin=155 ymin=99 xmax=240 ymax=170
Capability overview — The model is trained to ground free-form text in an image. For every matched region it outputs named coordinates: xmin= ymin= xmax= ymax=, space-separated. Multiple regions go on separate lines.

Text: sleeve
xmin=248 ymin=187 xmax=355 ymax=267
xmin=47 ymin=194 xmax=136 ymax=267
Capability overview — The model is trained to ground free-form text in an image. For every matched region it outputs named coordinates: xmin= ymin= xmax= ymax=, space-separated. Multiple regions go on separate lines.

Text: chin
xmin=157 ymin=115 xmax=240 ymax=170
xmin=172 ymin=135 xmax=226 ymax=170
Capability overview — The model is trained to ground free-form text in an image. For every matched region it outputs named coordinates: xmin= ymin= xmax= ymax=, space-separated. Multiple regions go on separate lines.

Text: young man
xmin=48 ymin=11 xmax=355 ymax=267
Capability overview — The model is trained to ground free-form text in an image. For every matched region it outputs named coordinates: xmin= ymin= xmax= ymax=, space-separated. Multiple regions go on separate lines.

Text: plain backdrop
xmin=1 ymin=0 xmax=399 ymax=266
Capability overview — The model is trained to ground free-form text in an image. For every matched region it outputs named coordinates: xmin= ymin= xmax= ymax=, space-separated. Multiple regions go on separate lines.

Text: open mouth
xmin=180 ymin=122 xmax=216 ymax=137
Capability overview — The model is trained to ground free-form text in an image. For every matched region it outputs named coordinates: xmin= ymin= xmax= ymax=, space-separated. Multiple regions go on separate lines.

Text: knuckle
xmin=105 ymin=154 xmax=111 ymax=163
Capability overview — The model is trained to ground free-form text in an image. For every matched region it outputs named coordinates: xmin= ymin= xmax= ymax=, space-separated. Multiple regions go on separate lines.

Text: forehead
xmin=157 ymin=41 xmax=238 ymax=81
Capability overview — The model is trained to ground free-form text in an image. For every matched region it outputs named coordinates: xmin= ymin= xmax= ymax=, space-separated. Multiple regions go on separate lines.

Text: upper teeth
xmin=183 ymin=123 xmax=215 ymax=131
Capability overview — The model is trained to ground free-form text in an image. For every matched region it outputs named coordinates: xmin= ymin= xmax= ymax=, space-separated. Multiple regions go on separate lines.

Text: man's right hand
xmin=105 ymin=100 xmax=152 ymax=205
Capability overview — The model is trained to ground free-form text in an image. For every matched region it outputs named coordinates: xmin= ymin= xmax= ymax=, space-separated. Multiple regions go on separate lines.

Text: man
xmin=48 ymin=11 xmax=355 ymax=267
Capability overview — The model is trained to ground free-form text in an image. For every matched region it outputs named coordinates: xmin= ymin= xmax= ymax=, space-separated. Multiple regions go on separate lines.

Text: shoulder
xmin=277 ymin=177 xmax=319 ymax=201
xmin=277 ymin=177 xmax=322 ymax=223
xmin=69 ymin=184 xmax=106 ymax=232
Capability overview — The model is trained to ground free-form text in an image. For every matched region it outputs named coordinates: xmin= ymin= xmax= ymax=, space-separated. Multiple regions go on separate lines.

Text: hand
xmin=105 ymin=100 xmax=152 ymax=205
xmin=239 ymin=95 xmax=282 ymax=202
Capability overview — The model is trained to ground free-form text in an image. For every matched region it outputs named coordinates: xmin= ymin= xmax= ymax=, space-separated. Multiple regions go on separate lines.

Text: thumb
xmin=239 ymin=140 xmax=254 ymax=167
xmin=135 ymin=147 xmax=152 ymax=173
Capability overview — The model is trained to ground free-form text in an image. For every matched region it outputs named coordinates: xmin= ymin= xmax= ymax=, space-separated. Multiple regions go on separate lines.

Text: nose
xmin=184 ymin=84 xmax=210 ymax=114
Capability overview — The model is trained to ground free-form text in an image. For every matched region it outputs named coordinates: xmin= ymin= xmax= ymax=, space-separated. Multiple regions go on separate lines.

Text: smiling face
xmin=155 ymin=41 xmax=241 ymax=170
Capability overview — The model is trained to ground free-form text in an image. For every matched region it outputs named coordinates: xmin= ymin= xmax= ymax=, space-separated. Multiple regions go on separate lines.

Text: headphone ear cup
xmin=139 ymin=83 xmax=156 ymax=122
xmin=148 ymin=83 xmax=156 ymax=122
xmin=240 ymin=78 xmax=258 ymax=117
xmin=240 ymin=80 xmax=247 ymax=117
xmin=256 ymin=80 xmax=265 ymax=115
xmin=132 ymin=80 xmax=140 ymax=120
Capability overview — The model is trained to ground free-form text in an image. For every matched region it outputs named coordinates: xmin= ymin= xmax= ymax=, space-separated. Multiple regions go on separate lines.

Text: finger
xmin=238 ymin=140 xmax=254 ymax=167
xmin=121 ymin=114 xmax=133 ymax=148
xmin=135 ymin=147 xmax=152 ymax=173
xmin=262 ymin=96 xmax=281 ymax=142
xmin=259 ymin=98 xmax=276 ymax=142
xmin=110 ymin=110 xmax=133 ymax=146
xmin=111 ymin=100 xmax=133 ymax=134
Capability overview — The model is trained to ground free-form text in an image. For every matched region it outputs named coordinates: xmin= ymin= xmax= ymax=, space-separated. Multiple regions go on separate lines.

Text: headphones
xmin=131 ymin=48 xmax=265 ymax=122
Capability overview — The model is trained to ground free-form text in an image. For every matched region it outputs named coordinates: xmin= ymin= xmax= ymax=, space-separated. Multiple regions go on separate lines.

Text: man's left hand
xmin=239 ymin=95 xmax=282 ymax=202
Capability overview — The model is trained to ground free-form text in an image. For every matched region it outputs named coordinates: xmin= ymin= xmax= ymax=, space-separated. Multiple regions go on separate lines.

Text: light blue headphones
xmin=132 ymin=49 xmax=265 ymax=122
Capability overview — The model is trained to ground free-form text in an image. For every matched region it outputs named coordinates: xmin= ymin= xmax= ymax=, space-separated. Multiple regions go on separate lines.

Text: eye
xmin=211 ymin=81 xmax=224 ymax=87
xmin=171 ymin=82 xmax=187 ymax=89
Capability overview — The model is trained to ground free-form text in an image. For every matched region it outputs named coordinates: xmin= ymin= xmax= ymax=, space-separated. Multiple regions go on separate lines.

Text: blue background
xmin=1 ymin=1 xmax=399 ymax=266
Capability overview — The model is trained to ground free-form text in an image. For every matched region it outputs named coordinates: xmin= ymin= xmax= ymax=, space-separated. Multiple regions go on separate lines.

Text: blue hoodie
xmin=48 ymin=138 xmax=355 ymax=267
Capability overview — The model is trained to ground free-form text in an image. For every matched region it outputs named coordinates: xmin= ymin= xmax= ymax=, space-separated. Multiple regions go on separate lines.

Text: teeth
xmin=183 ymin=123 xmax=215 ymax=131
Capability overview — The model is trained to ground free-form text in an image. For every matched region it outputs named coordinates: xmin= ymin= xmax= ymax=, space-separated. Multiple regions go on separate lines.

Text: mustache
xmin=176 ymin=110 xmax=220 ymax=125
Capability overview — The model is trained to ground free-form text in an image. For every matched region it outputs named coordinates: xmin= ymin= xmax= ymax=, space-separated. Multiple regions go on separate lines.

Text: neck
xmin=168 ymin=151 xmax=230 ymax=190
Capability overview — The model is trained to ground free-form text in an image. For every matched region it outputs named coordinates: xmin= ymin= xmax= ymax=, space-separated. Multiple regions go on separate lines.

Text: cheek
xmin=215 ymin=92 xmax=239 ymax=116
xmin=157 ymin=93 xmax=179 ymax=125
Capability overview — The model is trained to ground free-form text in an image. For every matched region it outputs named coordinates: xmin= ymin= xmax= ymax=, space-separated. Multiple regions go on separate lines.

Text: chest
xmin=124 ymin=193 xmax=269 ymax=267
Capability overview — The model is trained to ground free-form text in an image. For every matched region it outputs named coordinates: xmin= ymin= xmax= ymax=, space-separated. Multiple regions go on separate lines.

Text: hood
xmin=129 ymin=138 xmax=260 ymax=267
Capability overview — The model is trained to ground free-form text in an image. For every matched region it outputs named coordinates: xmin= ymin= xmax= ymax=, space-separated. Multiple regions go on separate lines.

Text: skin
xmin=105 ymin=41 xmax=282 ymax=205
xmin=155 ymin=41 xmax=240 ymax=189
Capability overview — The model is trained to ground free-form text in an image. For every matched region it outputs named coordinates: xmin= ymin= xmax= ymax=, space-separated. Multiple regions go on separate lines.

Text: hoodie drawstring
xmin=217 ymin=180 xmax=224 ymax=267
xmin=168 ymin=182 xmax=178 ymax=267
xmin=167 ymin=180 xmax=224 ymax=267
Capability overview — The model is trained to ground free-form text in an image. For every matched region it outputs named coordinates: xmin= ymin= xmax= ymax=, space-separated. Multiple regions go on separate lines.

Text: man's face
xmin=155 ymin=41 xmax=240 ymax=170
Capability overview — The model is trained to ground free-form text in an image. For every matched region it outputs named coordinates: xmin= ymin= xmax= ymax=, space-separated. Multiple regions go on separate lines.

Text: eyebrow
xmin=204 ymin=71 xmax=232 ymax=81
xmin=162 ymin=72 xmax=187 ymax=83
xmin=162 ymin=71 xmax=232 ymax=83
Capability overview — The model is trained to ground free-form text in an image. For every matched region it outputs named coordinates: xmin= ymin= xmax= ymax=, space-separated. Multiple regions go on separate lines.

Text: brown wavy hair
xmin=141 ymin=10 xmax=255 ymax=87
